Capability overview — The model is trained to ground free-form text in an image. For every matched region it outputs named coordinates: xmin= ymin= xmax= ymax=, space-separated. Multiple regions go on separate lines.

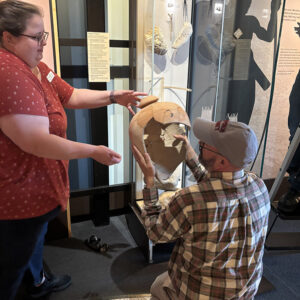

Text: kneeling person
xmin=132 ymin=118 xmax=270 ymax=300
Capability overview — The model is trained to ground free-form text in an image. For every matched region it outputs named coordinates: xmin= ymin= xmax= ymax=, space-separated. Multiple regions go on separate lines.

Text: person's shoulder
xmin=177 ymin=184 xmax=201 ymax=195
xmin=38 ymin=62 xmax=59 ymax=82
xmin=0 ymin=50 xmax=32 ymax=77
xmin=0 ymin=49 xmax=16 ymax=72
xmin=0 ymin=49 xmax=24 ymax=66
xmin=246 ymin=171 xmax=263 ymax=181
xmin=0 ymin=48 xmax=11 ymax=60
xmin=38 ymin=61 xmax=51 ymax=73
xmin=246 ymin=171 xmax=269 ymax=192
xmin=0 ymin=58 xmax=26 ymax=81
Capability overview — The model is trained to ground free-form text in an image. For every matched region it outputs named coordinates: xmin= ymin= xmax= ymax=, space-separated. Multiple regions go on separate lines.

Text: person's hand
xmin=91 ymin=145 xmax=121 ymax=166
xmin=131 ymin=145 xmax=155 ymax=188
xmin=113 ymin=90 xmax=148 ymax=115
xmin=174 ymin=134 xmax=198 ymax=162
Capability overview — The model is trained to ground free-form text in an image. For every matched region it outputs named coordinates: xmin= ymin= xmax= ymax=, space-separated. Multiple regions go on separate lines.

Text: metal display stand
xmin=265 ymin=124 xmax=300 ymax=250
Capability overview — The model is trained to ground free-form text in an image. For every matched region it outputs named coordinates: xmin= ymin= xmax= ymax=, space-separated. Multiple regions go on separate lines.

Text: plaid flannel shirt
xmin=142 ymin=159 xmax=270 ymax=300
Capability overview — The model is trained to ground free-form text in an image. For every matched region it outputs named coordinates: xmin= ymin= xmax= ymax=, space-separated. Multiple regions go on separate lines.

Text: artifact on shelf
xmin=172 ymin=0 xmax=193 ymax=49
xmin=144 ymin=26 xmax=168 ymax=55
xmin=129 ymin=96 xmax=191 ymax=190
xmin=172 ymin=22 xmax=193 ymax=49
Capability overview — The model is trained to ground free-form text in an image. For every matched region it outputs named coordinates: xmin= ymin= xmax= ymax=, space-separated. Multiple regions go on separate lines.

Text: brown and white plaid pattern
xmin=142 ymin=161 xmax=270 ymax=300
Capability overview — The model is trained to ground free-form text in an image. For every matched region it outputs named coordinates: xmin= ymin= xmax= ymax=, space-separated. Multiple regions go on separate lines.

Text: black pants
xmin=0 ymin=206 xmax=60 ymax=300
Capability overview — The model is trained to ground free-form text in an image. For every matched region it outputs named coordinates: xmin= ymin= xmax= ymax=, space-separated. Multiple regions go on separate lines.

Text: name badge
xmin=47 ymin=71 xmax=55 ymax=83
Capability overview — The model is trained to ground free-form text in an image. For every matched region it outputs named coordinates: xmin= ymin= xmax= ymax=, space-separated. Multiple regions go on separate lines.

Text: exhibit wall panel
xmin=246 ymin=0 xmax=283 ymax=177
xmin=264 ymin=0 xmax=300 ymax=179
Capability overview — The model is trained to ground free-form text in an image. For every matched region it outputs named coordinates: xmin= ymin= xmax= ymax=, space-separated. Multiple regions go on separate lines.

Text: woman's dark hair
xmin=0 ymin=0 xmax=42 ymax=42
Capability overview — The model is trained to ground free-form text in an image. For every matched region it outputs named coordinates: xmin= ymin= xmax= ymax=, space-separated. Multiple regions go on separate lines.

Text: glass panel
xmin=57 ymin=0 xmax=132 ymax=188
xmin=107 ymin=0 xmax=129 ymax=40
xmin=135 ymin=0 xmax=193 ymax=196
xmin=60 ymin=46 xmax=87 ymax=65
xmin=110 ymin=48 xmax=129 ymax=66
xmin=64 ymin=78 xmax=94 ymax=191
xmin=56 ymin=0 xmax=87 ymax=39
xmin=107 ymin=79 xmax=131 ymax=185
xmin=57 ymin=0 xmax=91 ymax=191
xmin=107 ymin=0 xmax=130 ymax=185
xmin=186 ymin=0 xmax=225 ymax=186
xmin=186 ymin=0 xmax=284 ymax=186
xmin=216 ymin=0 xmax=283 ymax=177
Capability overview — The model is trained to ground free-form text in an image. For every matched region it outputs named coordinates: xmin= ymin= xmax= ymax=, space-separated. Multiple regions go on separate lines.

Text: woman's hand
xmin=173 ymin=134 xmax=198 ymax=162
xmin=91 ymin=146 xmax=122 ymax=166
xmin=113 ymin=90 xmax=147 ymax=115
xmin=131 ymin=145 xmax=155 ymax=188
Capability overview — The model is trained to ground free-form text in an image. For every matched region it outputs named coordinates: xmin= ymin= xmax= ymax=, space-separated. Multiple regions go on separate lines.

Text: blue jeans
xmin=0 ymin=206 xmax=60 ymax=300
xmin=288 ymin=69 xmax=300 ymax=192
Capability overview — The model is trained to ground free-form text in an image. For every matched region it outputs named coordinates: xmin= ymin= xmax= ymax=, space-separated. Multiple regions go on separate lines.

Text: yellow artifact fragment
xmin=144 ymin=26 xmax=168 ymax=55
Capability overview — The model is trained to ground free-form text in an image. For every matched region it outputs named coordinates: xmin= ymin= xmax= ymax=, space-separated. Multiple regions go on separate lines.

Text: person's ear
xmin=2 ymin=31 xmax=15 ymax=46
xmin=216 ymin=155 xmax=230 ymax=170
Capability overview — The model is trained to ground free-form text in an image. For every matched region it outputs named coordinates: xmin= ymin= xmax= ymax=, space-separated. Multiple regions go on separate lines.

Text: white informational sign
xmin=87 ymin=32 xmax=110 ymax=82
xmin=214 ymin=3 xmax=223 ymax=15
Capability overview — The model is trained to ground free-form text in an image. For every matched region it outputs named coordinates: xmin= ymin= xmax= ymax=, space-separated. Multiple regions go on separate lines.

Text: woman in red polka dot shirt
xmin=0 ymin=1 xmax=147 ymax=299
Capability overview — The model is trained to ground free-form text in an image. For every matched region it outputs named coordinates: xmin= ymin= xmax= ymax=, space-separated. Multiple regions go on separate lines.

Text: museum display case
xmin=126 ymin=0 xmax=300 ymax=262
xmin=126 ymin=0 xmax=194 ymax=262
xmin=187 ymin=0 xmax=290 ymax=184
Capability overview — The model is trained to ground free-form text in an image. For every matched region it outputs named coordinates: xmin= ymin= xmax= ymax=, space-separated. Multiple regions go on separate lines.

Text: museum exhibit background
xmin=2 ymin=0 xmax=300 ymax=191
xmin=134 ymin=0 xmax=300 ymax=195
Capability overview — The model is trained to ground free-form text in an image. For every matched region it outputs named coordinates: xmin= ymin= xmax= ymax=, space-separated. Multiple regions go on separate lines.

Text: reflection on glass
xmin=186 ymin=0 xmax=282 ymax=186
xmin=107 ymin=78 xmax=131 ymax=185
xmin=110 ymin=48 xmax=129 ymax=66
xmin=224 ymin=0 xmax=281 ymax=125
xmin=107 ymin=0 xmax=129 ymax=40
xmin=56 ymin=0 xmax=87 ymax=39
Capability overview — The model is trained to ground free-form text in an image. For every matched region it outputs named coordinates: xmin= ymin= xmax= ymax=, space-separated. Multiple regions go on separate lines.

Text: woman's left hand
xmin=113 ymin=90 xmax=147 ymax=115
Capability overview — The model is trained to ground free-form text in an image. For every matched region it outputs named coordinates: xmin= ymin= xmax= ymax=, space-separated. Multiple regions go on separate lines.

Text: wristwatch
xmin=110 ymin=90 xmax=116 ymax=104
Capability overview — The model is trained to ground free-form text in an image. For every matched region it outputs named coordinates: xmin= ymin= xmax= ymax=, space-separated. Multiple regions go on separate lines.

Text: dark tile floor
xmin=35 ymin=210 xmax=300 ymax=300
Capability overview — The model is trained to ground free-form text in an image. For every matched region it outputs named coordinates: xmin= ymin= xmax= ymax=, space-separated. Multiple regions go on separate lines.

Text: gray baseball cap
xmin=192 ymin=118 xmax=258 ymax=169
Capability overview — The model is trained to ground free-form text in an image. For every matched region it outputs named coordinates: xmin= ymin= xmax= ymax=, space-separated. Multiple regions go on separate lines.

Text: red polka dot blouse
xmin=0 ymin=49 xmax=74 ymax=220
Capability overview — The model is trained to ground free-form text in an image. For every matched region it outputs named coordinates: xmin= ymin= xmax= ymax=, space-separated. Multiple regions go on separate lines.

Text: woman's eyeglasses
xmin=18 ymin=31 xmax=49 ymax=44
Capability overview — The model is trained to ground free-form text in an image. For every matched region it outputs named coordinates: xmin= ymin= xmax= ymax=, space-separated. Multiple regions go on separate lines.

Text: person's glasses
xmin=199 ymin=142 xmax=223 ymax=157
xmin=19 ymin=31 xmax=49 ymax=44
